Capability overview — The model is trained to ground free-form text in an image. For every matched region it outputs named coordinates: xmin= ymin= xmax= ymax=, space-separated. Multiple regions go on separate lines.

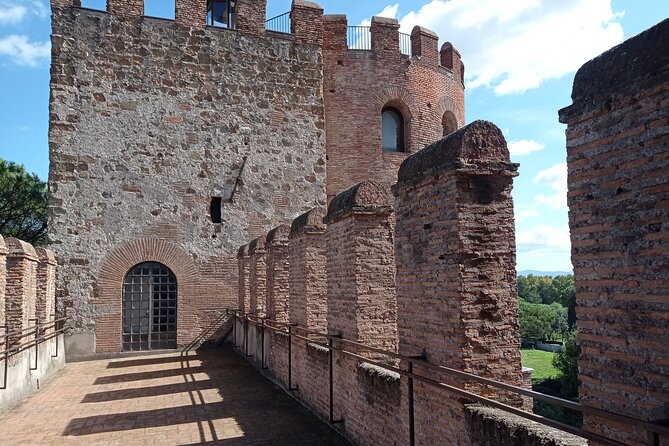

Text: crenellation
xmin=249 ymin=236 xmax=268 ymax=318
xmin=175 ymin=0 xmax=206 ymax=28
xmin=291 ymin=0 xmax=324 ymax=45
xmin=411 ymin=26 xmax=439 ymax=67
xmin=106 ymin=0 xmax=143 ymax=18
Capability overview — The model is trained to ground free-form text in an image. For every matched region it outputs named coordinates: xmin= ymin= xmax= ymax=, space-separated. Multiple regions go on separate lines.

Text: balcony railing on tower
xmin=266 ymin=11 xmax=291 ymax=34
xmin=346 ymin=26 xmax=413 ymax=56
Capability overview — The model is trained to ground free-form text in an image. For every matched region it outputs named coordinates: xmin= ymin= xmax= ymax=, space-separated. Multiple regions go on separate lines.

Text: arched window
xmin=382 ymin=107 xmax=406 ymax=152
xmin=122 ymin=262 xmax=177 ymax=351
xmin=442 ymin=111 xmax=458 ymax=137
xmin=207 ymin=0 xmax=237 ymax=29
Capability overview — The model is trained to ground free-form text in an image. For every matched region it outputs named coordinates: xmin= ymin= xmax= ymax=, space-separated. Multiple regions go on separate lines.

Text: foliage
xmin=0 ymin=158 xmax=48 ymax=245
xmin=518 ymin=273 xmax=576 ymax=329
xmin=552 ymin=331 xmax=581 ymax=399
xmin=520 ymin=348 xmax=558 ymax=379
xmin=518 ymin=299 xmax=554 ymax=341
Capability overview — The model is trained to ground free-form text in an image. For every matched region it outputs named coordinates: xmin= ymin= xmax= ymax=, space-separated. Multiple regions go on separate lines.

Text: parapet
xmin=324 ymin=180 xmax=392 ymax=224
xmin=559 ymin=17 xmax=669 ymax=123
xmin=248 ymin=236 xmax=266 ymax=255
xmin=6 ymin=238 xmax=38 ymax=261
xmin=35 ymin=247 xmax=58 ymax=266
xmin=290 ymin=207 xmax=326 ymax=237
xmin=266 ymin=224 xmax=291 ymax=247
xmin=395 ymin=120 xmax=517 ymax=190
xmin=0 ymin=235 xmax=7 ymax=256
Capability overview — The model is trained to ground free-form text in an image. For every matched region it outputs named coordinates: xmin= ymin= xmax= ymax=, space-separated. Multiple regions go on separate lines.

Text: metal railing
xmin=399 ymin=32 xmax=412 ymax=56
xmin=181 ymin=310 xmax=233 ymax=356
xmin=0 ymin=317 xmax=68 ymax=390
xmin=347 ymin=26 xmax=372 ymax=50
xmin=232 ymin=310 xmax=668 ymax=446
xmin=266 ymin=11 xmax=291 ymax=34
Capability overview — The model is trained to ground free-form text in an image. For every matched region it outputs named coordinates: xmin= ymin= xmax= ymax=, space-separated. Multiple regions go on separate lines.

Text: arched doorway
xmin=122 ymin=262 xmax=177 ymax=351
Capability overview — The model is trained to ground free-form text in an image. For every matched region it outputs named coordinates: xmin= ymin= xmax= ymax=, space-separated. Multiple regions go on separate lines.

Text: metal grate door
xmin=122 ymin=262 xmax=178 ymax=351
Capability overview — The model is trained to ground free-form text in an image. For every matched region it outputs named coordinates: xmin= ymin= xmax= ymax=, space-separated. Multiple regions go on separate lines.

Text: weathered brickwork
xmin=248 ymin=237 xmax=267 ymax=318
xmin=49 ymin=6 xmax=326 ymax=354
xmin=559 ymin=18 xmax=669 ymax=446
xmin=323 ymin=15 xmax=465 ymax=199
xmin=35 ymin=248 xmax=57 ymax=331
xmin=393 ymin=120 xmax=524 ymax=444
xmin=5 ymin=239 xmax=38 ymax=339
xmin=0 ymin=236 xmax=7 ymax=329
xmin=237 ymin=244 xmax=250 ymax=313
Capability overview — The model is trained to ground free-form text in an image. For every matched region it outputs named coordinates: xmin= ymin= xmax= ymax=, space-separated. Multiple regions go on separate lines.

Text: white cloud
xmin=516 ymin=209 xmax=539 ymax=223
xmin=394 ymin=0 xmax=624 ymax=94
xmin=0 ymin=34 xmax=50 ymax=66
xmin=517 ymin=224 xmax=571 ymax=254
xmin=361 ymin=4 xmax=400 ymax=26
xmin=0 ymin=1 xmax=47 ymax=24
xmin=532 ymin=162 xmax=567 ymax=210
xmin=508 ymin=139 xmax=544 ymax=156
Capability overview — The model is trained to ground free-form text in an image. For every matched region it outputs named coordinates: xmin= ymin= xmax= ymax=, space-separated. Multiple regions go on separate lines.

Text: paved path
xmin=0 ymin=346 xmax=350 ymax=445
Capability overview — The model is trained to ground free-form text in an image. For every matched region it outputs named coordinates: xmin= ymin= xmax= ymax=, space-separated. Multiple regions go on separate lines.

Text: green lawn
xmin=521 ymin=348 xmax=560 ymax=379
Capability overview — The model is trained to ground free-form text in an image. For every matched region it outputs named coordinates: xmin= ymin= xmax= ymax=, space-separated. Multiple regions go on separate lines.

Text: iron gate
xmin=122 ymin=262 xmax=177 ymax=351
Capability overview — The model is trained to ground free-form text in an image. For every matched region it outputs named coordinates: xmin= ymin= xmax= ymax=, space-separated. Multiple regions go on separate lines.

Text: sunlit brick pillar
xmin=325 ymin=180 xmax=401 ymax=445
xmin=266 ymin=225 xmax=291 ymax=323
xmin=411 ymin=25 xmax=438 ymax=66
xmin=441 ymin=42 xmax=464 ymax=87
xmin=107 ymin=0 xmax=143 ymax=18
xmin=0 ymin=236 xmax=7 ymax=330
xmin=35 ymin=248 xmax=57 ymax=332
xmin=559 ymin=19 xmax=669 ymax=446
xmin=291 ymin=0 xmax=324 ymax=45
xmin=237 ymin=244 xmax=250 ymax=313
xmin=289 ymin=207 xmax=328 ymax=415
xmin=323 ymin=15 xmax=347 ymax=52
xmin=289 ymin=207 xmax=327 ymax=332
xmin=248 ymin=236 xmax=267 ymax=317
xmin=393 ymin=120 xmax=524 ymax=445
xmin=5 ymin=239 xmax=38 ymax=343
xmin=176 ymin=0 xmax=206 ymax=28
xmin=236 ymin=0 xmax=267 ymax=37
xmin=371 ymin=16 xmax=399 ymax=58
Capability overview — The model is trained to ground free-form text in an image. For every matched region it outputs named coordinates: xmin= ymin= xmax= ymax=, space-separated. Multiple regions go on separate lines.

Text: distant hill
xmin=518 ymin=270 xmax=572 ymax=277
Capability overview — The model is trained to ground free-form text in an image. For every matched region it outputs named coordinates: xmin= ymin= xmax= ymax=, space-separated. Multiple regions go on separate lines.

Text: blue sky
xmin=0 ymin=0 xmax=667 ymax=272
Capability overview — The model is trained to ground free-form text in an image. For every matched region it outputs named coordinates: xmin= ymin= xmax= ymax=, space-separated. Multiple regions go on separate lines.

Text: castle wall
xmin=559 ymin=18 xmax=669 ymax=446
xmin=323 ymin=16 xmax=465 ymax=200
xmin=49 ymin=4 xmax=326 ymax=356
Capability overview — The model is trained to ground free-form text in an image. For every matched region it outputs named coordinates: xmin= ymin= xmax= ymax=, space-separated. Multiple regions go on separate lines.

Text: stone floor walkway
xmin=0 ymin=346 xmax=350 ymax=445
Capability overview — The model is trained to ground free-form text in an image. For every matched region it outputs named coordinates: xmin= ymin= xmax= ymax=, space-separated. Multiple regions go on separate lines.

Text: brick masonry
xmin=49 ymin=5 xmax=326 ymax=354
xmin=559 ymin=18 xmax=669 ymax=446
xmin=323 ymin=15 xmax=465 ymax=200
xmin=0 ymin=236 xmax=6 ymax=329
xmin=237 ymin=244 xmax=250 ymax=314
xmin=248 ymin=237 xmax=268 ymax=318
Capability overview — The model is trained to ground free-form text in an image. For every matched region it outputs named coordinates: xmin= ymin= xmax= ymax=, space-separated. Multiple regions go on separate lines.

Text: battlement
xmin=323 ymin=14 xmax=464 ymax=76
xmin=50 ymin=0 xmax=323 ymax=42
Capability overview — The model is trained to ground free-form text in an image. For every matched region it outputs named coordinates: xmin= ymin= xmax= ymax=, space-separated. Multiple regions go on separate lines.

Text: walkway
xmin=0 ymin=346 xmax=350 ymax=445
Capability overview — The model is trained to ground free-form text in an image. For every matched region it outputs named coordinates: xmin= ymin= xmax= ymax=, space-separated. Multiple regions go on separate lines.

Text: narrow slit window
xmin=210 ymin=197 xmax=222 ymax=223
xmin=382 ymin=107 xmax=406 ymax=152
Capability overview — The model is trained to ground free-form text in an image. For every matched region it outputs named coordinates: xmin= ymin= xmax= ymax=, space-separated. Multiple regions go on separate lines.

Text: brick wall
xmin=323 ymin=15 xmax=465 ymax=200
xmin=248 ymin=237 xmax=267 ymax=318
xmin=559 ymin=18 xmax=669 ymax=446
xmin=266 ymin=225 xmax=291 ymax=385
xmin=0 ymin=236 xmax=6 ymax=329
xmin=291 ymin=0 xmax=324 ymax=45
xmin=50 ymin=6 xmax=326 ymax=355
xmin=324 ymin=180 xmax=401 ymax=445
xmin=236 ymin=0 xmax=267 ymax=37
xmin=393 ymin=120 xmax=524 ymax=444
xmin=5 ymin=239 xmax=38 ymax=340
xmin=106 ymin=0 xmax=143 ymax=18
xmin=237 ymin=244 xmax=250 ymax=313
xmin=35 ymin=248 xmax=58 ymax=332
xmin=176 ymin=0 xmax=206 ymax=28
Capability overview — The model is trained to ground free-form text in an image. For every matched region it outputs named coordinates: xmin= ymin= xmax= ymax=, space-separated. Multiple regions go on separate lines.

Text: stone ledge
xmin=465 ymin=405 xmax=587 ymax=446
xmin=292 ymin=0 xmax=323 ymax=11
xmin=5 ymin=238 xmax=38 ymax=261
xmin=357 ymin=361 xmax=401 ymax=404
xmin=290 ymin=207 xmax=326 ymax=237
xmin=324 ymin=180 xmax=392 ymax=224
xmin=249 ymin=237 xmax=266 ymax=255
xmin=35 ymin=247 xmax=57 ymax=266
xmin=394 ymin=120 xmax=518 ymax=191
xmin=266 ymin=225 xmax=291 ymax=247
xmin=238 ymin=244 xmax=250 ymax=258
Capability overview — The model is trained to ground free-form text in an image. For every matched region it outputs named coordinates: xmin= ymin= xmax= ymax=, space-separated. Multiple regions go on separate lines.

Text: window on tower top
xmin=207 ymin=0 xmax=237 ymax=29
xmin=382 ymin=107 xmax=406 ymax=152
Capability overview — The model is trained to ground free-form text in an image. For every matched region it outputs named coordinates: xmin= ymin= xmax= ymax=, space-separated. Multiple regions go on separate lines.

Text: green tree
xmin=518 ymin=299 xmax=554 ymax=341
xmin=548 ymin=302 xmax=569 ymax=340
xmin=0 ymin=159 xmax=48 ymax=245
xmin=552 ymin=331 xmax=581 ymax=399
xmin=518 ymin=275 xmax=541 ymax=303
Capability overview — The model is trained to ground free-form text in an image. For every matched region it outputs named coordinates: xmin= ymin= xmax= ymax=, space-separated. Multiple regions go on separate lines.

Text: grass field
xmin=521 ymin=349 xmax=560 ymax=379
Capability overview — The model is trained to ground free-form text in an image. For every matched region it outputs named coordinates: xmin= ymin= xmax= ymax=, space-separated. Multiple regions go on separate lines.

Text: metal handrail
xmin=399 ymin=32 xmax=412 ymax=56
xmin=232 ymin=310 xmax=668 ymax=446
xmin=266 ymin=11 xmax=291 ymax=34
xmin=347 ymin=25 xmax=372 ymax=50
xmin=181 ymin=310 xmax=232 ymax=356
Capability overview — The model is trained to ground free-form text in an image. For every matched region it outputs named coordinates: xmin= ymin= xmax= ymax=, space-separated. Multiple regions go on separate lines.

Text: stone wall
xmin=0 ymin=235 xmax=65 ymax=412
xmin=233 ymin=123 xmax=575 ymax=446
xmin=323 ymin=15 xmax=465 ymax=200
xmin=49 ymin=4 xmax=326 ymax=355
xmin=559 ymin=18 xmax=669 ymax=446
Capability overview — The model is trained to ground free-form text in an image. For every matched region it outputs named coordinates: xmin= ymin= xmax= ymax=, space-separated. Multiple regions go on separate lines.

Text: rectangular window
xmin=210 ymin=197 xmax=222 ymax=224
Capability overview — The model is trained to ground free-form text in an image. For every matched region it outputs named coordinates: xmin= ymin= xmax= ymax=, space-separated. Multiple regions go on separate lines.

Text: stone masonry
xmin=559 ymin=18 xmax=669 ymax=446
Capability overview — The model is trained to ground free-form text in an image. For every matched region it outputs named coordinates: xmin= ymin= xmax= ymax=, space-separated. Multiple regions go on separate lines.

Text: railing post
xmin=232 ymin=312 xmax=237 ymax=348
xmin=647 ymin=431 xmax=660 ymax=446
xmin=245 ymin=315 xmax=250 ymax=357
xmin=408 ymin=360 xmax=415 ymax=446
xmin=328 ymin=334 xmax=343 ymax=424
xmin=1 ymin=326 xmax=7 ymax=390
xmin=288 ymin=324 xmax=298 ymax=391
xmin=261 ymin=318 xmax=266 ymax=369
xmin=31 ymin=319 xmax=39 ymax=371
